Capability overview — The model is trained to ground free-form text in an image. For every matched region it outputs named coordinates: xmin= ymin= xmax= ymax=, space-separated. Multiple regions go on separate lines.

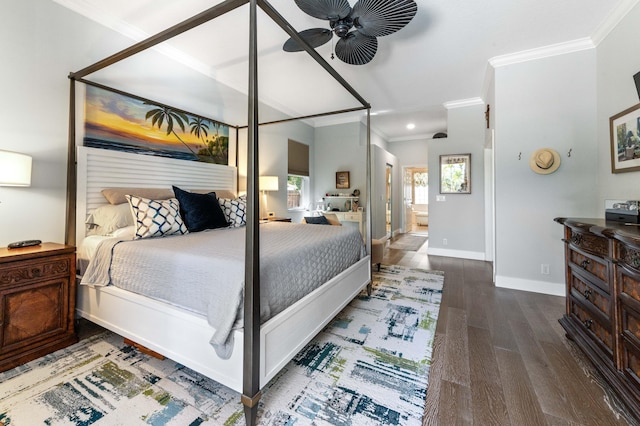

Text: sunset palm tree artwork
xmin=83 ymin=85 xmax=229 ymax=165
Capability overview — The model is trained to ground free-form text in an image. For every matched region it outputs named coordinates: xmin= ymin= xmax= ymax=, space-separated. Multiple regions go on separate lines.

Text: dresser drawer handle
xmin=583 ymin=319 xmax=593 ymax=329
xmin=583 ymin=289 xmax=592 ymax=300
xmin=581 ymin=259 xmax=591 ymax=269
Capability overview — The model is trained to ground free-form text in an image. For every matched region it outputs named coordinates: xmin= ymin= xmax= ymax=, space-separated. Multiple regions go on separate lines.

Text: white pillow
xmin=86 ymin=203 xmax=133 ymax=235
xmin=126 ymin=195 xmax=188 ymax=239
xmin=218 ymin=195 xmax=247 ymax=227
xmin=109 ymin=225 xmax=135 ymax=240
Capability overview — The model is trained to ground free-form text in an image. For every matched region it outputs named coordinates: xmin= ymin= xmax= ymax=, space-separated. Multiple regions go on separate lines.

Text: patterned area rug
xmin=0 ymin=265 xmax=443 ymax=426
xmin=388 ymin=235 xmax=428 ymax=251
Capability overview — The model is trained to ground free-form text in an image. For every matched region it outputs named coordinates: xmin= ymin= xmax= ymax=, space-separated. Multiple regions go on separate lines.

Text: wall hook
xmin=567 ymin=148 xmax=572 ymax=158
xmin=518 ymin=152 xmax=522 ymax=160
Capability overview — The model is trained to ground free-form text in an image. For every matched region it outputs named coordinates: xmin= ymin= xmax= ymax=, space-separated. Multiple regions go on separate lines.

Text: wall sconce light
xmin=0 ymin=150 xmax=32 ymax=187
xmin=259 ymin=176 xmax=279 ymax=219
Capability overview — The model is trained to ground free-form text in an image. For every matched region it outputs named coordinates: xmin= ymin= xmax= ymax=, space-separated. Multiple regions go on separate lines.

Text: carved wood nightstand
xmin=0 ymin=243 xmax=77 ymax=372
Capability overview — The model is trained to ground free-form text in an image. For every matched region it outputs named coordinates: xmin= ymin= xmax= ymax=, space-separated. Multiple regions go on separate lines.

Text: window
xmin=412 ymin=169 xmax=428 ymax=204
xmin=287 ymin=175 xmax=309 ymax=209
xmin=288 ymin=140 xmax=309 ymax=210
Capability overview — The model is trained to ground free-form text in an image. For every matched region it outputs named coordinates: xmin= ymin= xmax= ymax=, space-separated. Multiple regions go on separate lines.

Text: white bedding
xmin=79 ymin=222 xmax=365 ymax=358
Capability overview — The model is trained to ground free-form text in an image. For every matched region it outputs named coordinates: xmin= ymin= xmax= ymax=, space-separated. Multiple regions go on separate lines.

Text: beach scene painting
xmin=84 ymin=85 xmax=229 ymax=164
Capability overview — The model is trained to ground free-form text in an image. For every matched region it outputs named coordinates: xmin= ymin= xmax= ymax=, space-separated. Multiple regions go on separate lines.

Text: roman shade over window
xmin=288 ymin=140 xmax=309 ymax=177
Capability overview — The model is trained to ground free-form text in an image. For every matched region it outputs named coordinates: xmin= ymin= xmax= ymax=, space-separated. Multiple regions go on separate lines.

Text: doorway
xmin=386 ymin=164 xmax=392 ymax=238
xmin=403 ymin=166 xmax=428 ymax=235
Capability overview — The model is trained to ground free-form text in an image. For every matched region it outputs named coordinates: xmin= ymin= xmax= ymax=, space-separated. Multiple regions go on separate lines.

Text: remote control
xmin=7 ymin=239 xmax=42 ymax=249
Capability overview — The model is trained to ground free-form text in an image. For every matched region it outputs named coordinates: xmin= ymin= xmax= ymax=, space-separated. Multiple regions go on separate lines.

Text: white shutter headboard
xmin=76 ymin=146 xmax=237 ymax=241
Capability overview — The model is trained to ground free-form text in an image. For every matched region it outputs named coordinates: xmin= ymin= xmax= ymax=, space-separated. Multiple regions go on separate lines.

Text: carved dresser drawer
xmin=569 ymin=295 xmax=614 ymax=360
xmin=0 ymin=243 xmax=77 ymax=372
xmin=568 ymin=248 xmax=609 ymax=292
xmin=569 ymin=271 xmax=611 ymax=322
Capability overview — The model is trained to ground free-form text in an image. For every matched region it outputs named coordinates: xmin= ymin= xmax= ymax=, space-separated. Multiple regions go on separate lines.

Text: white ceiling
xmin=54 ymin=0 xmax=628 ymax=141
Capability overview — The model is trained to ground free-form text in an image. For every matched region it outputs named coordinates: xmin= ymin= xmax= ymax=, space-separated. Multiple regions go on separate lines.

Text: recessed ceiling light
xmin=406 ymin=123 xmax=416 ymax=130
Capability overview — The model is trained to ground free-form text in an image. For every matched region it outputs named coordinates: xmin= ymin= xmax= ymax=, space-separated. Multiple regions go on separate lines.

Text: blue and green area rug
xmin=0 ymin=265 xmax=443 ymax=425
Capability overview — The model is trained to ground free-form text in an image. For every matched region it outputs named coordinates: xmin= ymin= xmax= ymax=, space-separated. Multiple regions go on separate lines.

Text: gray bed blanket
xmin=80 ymin=222 xmax=364 ymax=359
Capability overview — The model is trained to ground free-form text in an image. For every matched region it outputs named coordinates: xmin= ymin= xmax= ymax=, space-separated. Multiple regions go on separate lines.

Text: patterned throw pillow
xmin=126 ymin=195 xmax=188 ymax=239
xmin=218 ymin=195 xmax=247 ymax=227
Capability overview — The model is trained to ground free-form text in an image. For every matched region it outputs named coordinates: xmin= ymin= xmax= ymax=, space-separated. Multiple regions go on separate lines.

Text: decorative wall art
xmin=440 ymin=154 xmax=471 ymax=194
xmin=610 ymin=103 xmax=640 ymax=173
xmin=83 ymin=85 xmax=229 ymax=165
xmin=336 ymin=171 xmax=350 ymax=189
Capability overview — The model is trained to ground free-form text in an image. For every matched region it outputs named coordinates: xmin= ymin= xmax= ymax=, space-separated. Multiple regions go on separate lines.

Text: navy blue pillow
xmin=172 ymin=186 xmax=229 ymax=232
xmin=304 ymin=216 xmax=330 ymax=225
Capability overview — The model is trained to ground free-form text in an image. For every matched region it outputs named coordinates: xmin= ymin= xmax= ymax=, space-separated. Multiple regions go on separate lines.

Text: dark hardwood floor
xmin=383 ymin=233 xmax=635 ymax=426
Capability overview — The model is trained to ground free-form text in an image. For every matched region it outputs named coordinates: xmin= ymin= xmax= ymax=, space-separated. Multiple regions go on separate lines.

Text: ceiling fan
xmin=283 ymin=0 xmax=417 ymax=65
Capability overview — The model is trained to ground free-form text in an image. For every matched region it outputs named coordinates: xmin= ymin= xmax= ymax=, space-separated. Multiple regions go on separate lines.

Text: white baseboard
xmin=495 ymin=275 xmax=565 ymax=296
xmin=427 ymin=247 xmax=485 ymax=261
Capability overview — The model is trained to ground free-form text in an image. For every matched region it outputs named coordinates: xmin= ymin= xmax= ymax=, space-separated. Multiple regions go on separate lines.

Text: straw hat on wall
xmin=530 ymin=148 xmax=561 ymax=174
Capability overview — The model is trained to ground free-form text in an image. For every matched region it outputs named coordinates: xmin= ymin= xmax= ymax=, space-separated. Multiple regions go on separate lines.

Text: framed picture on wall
xmin=610 ymin=103 xmax=640 ymax=173
xmin=336 ymin=171 xmax=350 ymax=189
xmin=440 ymin=154 xmax=471 ymax=194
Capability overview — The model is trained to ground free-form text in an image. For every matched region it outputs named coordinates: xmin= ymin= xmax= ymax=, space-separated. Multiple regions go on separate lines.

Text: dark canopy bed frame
xmin=64 ymin=0 xmax=372 ymax=424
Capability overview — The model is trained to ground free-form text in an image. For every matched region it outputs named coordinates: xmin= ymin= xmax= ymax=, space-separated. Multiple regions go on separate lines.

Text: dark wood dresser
xmin=0 ymin=243 xmax=77 ymax=372
xmin=556 ymin=218 xmax=640 ymax=421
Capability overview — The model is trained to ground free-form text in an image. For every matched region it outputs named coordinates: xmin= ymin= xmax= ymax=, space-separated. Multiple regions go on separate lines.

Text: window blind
xmin=288 ymin=140 xmax=309 ymax=177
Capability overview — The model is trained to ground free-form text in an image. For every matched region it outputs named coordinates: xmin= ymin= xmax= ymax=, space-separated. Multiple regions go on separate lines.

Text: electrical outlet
xmin=541 ymin=264 xmax=549 ymax=275
xmin=443 ymin=238 xmax=447 ymax=246
xmin=436 ymin=195 xmax=446 ymax=202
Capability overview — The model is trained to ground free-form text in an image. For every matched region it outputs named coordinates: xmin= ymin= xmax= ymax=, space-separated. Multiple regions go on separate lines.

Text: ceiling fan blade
xmin=335 ymin=32 xmax=378 ymax=65
xmin=283 ymin=28 xmax=333 ymax=52
xmin=351 ymin=0 xmax=417 ymax=37
xmin=294 ymin=0 xmax=351 ymax=20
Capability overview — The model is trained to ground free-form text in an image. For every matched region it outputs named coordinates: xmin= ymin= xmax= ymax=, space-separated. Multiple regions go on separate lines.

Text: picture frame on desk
xmin=336 ymin=171 xmax=350 ymax=189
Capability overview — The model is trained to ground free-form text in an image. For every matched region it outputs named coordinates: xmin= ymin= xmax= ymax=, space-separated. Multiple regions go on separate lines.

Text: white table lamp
xmin=0 ymin=150 xmax=32 ymax=187
xmin=259 ymin=176 xmax=279 ymax=219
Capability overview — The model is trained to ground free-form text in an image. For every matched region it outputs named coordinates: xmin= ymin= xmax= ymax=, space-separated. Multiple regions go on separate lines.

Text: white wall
xmin=314 ymin=123 xmax=368 ymax=218
xmin=596 ymin=3 xmax=640 ymax=210
xmin=493 ymin=49 xmax=598 ymax=296
xmin=0 ymin=0 xmax=135 ymax=247
xmin=427 ymin=104 xmax=486 ymax=260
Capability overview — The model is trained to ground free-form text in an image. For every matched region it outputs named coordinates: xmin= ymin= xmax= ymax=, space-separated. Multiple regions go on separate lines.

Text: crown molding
xmin=591 ymin=0 xmax=640 ymax=45
xmin=489 ymin=38 xmax=594 ymax=68
xmin=443 ymin=98 xmax=484 ymax=110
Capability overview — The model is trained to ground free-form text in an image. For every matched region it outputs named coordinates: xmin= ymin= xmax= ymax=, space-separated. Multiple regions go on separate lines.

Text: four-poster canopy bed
xmin=64 ymin=0 xmax=373 ymax=424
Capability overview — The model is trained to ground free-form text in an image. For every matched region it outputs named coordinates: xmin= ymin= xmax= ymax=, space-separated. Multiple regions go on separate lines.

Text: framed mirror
xmin=440 ymin=154 xmax=471 ymax=194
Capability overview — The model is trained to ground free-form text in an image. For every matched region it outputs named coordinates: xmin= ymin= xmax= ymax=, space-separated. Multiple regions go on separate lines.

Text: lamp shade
xmin=259 ymin=176 xmax=279 ymax=191
xmin=0 ymin=150 xmax=32 ymax=187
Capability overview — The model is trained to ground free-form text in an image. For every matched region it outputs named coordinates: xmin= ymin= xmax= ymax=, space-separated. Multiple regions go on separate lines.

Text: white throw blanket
xmin=80 ymin=223 xmax=364 ymax=358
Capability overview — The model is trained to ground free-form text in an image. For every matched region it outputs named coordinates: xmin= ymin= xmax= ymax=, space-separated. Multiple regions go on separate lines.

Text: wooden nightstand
xmin=0 ymin=243 xmax=77 ymax=372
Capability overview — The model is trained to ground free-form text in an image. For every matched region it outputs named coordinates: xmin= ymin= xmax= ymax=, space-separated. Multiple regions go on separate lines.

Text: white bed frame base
xmin=76 ymin=256 xmax=370 ymax=392
xmin=75 ymin=146 xmax=371 ymax=393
